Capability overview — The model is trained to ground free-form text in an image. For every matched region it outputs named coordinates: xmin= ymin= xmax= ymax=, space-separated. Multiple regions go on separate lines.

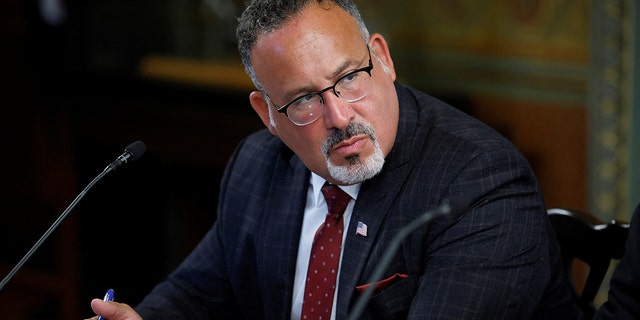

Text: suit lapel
xmin=335 ymin=85 xmax=420 ymax=319
xmin=334 ymin=164 xmax=411 ymax=319
xmin=256 ymin=154 xmax=310 ymax=319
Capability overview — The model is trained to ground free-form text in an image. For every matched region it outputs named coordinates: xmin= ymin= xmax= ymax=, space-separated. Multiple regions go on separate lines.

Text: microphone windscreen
xmin=125 ymin=140 xmax=146 ymax=161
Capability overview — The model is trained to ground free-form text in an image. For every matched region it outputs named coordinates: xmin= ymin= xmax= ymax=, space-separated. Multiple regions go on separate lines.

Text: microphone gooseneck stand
xmin=0 ymin=140 xmax=146 ymax=292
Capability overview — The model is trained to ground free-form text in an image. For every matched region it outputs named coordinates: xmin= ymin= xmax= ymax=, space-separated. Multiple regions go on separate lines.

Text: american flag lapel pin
xmin=356 ymin=221 xmax=368 ymax=237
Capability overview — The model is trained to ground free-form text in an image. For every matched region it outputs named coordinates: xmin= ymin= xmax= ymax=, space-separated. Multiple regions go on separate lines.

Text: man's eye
xmin=293 ymin=94 xmax=317 ymax=106
xmin=340 ymin=72 xmax=359 ymax=84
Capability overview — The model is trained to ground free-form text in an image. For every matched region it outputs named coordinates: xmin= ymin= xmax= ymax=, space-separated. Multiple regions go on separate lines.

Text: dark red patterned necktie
xmin=301 ymin=183 xmax=351 ymax=320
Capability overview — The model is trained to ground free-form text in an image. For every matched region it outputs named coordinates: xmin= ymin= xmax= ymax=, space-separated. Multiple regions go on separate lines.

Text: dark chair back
xmin=547 ymin=208 xmax=630 ymax=319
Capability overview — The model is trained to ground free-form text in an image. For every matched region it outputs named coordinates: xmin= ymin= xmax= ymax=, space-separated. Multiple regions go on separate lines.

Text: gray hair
xmin=236 ymin=0 xmax=370 ymax=91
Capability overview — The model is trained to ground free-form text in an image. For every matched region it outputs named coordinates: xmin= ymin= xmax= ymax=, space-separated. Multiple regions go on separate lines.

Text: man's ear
xmin=249 ymin=91 xmax=278 ymax=135
xmin=368 ymin=33 xmax=396 ymax=81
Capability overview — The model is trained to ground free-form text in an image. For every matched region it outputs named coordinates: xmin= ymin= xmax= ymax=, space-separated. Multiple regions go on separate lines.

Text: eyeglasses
xmin=265 ymin=46 xmax=373 ymax=126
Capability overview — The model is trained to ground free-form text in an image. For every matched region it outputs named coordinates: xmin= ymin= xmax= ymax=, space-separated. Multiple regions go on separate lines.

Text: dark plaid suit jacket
xmin=135 ymin=83 xmax=582 ymax=319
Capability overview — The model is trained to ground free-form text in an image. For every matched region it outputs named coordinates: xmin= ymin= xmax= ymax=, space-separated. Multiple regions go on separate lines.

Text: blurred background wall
xmin=0 ymin=0 xmax=637 ymax=318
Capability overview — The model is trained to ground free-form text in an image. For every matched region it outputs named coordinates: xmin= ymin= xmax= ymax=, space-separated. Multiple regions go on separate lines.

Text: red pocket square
xmin=355 ymin=273 xmax=408 ymax=294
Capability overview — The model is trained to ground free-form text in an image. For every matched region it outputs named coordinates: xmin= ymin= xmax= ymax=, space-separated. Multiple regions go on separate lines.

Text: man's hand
xmin=85 ymin=298 xmax=143 ymax=320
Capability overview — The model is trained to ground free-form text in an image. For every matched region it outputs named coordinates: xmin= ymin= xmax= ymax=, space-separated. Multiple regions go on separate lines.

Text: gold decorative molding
xmin=587 ymin=0 xmax=635 ymax=222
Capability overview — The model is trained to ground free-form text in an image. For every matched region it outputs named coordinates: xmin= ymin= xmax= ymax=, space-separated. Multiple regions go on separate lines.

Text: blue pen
xmin=97 ymin=288 xmax=114 ymax=320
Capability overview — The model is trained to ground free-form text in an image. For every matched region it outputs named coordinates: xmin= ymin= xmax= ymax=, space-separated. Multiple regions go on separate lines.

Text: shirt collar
xmin=310 ymin=172 xmax=360 ymax=207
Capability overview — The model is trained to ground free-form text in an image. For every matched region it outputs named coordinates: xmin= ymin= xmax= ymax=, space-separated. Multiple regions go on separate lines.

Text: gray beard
xmin=322 ymin=122 xmax=385 ymax=185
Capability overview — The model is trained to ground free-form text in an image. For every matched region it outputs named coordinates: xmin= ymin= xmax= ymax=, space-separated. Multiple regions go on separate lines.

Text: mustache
xmin=322 ymin=122 xmax=377 ymax=156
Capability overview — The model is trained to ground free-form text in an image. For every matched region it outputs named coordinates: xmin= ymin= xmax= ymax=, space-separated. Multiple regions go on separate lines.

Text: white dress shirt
xmin=290 ymin=173 xmax=360 ymax=320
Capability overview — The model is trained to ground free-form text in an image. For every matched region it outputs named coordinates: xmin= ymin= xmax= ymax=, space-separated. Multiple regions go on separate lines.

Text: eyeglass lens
xmin=287 ymin=68 xmax=372 ymax=125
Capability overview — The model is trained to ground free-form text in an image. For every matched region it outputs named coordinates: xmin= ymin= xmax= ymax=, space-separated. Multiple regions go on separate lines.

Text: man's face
xmin=249 ymin=2 xmax=399 ymax=185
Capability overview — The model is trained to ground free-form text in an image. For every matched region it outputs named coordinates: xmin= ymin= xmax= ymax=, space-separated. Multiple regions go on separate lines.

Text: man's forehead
xmin=251 ymin=7 xmax=362 ymax=69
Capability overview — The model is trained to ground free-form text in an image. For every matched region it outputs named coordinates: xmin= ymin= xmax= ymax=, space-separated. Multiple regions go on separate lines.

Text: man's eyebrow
xmin=328 ymin=57 xmax=361 ymax=79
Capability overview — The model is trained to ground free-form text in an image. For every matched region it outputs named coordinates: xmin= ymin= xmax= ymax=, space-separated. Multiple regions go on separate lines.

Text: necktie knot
xmin=321 ymin=183 xmax=351 ymax=219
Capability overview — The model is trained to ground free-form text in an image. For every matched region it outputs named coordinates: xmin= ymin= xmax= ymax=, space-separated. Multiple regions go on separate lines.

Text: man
xmin=89 ymin=0 xmax=581 ymax=319
xmin=594 ymin=203 xmax=640 ymax=319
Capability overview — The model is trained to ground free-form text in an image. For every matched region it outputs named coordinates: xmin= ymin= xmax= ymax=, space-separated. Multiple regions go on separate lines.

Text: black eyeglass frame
xmin=265 ymin=46 xmax=373 ymax=125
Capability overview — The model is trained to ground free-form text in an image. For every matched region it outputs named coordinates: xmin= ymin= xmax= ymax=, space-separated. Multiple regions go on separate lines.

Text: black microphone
xmin=347 ymin=197 xmax=469 ymax=320
xmin=105 ymin=140 xmax=147 ymax=173
xmin=0 ymin=140 xmax=147 ymax=292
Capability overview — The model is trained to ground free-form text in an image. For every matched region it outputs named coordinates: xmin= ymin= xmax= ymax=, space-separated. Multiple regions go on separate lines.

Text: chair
xmin=547 ymin=208 xmax=630 ymax=319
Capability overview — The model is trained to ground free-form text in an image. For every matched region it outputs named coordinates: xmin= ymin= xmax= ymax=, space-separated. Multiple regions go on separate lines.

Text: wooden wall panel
xmin=470 ymin=95 xmax=587 ymax=209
